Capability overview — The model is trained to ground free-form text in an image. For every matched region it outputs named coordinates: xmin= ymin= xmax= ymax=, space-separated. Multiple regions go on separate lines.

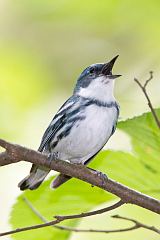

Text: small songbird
xmin=18 ymin=56 xmax=121 ymax=191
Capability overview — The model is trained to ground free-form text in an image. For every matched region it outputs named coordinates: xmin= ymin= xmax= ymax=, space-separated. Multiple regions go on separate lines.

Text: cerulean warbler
xmin=18 ymin=55 xmax=121 ymax=190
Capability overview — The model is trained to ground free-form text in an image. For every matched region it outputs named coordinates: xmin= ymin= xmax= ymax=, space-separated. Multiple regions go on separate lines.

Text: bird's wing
xmin=29 ymin=96 xmax=80 ymax=175
xmin=38 ymin=96 xmax=80 ymax=152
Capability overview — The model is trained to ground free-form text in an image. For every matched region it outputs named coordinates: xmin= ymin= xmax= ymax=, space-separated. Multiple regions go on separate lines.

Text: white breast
xmin=54 ymin=104 xmax=117 ymax=164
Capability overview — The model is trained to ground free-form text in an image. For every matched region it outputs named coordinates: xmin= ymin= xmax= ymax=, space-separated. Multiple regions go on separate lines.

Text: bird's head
xmin=74 ymin=55 xmax=121 ymax=102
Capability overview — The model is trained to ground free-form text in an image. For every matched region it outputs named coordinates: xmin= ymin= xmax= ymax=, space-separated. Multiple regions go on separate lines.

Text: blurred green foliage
xmin=0 ymin=0 xmax=160 ymax=140
xmin=0 ymin=0 xmax=160 ymax=141
xmin=11 ymin=110 xmax=160 ymax=240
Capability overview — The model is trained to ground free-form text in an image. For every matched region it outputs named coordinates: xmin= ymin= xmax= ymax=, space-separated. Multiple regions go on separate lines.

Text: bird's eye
xmin=89 ymin=67 xmax=95 ymax=74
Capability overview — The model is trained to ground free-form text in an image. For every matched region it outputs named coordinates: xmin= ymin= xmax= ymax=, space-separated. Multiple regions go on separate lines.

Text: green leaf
xmin=10 ymin=109 xmax=160 ymax=239
xmin=10 ymin=178 xmax=113 ymax=240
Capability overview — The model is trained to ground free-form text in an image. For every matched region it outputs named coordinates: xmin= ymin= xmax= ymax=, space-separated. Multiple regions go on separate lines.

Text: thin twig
xmin=22 ymin=196 xmax=124 ymax=220
xmin=0 ymin=199 xmax=123 ymax=237
xmin=134 ymin=71 xmax=160 ymax=129
xmin=23 ymin=197 xmax=160 ymax=235
xmin=23 ymin=197 xmax=123 ymax=225
xmin=54 ymin=199 xmax=124 ymax=220
xmin=48 ymin=225 xmax=138 ymax=233
xmin=23 ymin=197 xmax=128 ymax=233
xmin=112 ymin=215 xmax=160 ymax=234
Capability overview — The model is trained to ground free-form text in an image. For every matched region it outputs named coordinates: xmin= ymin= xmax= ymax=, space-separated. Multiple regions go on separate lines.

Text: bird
xmin=18 ymin=55 xmax=121 ymax=191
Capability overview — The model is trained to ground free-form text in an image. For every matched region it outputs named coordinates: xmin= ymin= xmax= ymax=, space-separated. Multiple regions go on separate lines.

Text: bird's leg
xmin=87 ymin=167 xmax=108 ymax=187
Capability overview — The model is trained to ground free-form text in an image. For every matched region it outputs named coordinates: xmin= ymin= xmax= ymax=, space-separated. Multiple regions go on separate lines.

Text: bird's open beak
xmin=102 ymin=55 xmax=121 ymax=79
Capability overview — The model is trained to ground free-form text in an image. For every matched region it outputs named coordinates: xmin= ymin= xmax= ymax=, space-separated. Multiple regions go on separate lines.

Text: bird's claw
xmin=88 ymin=167 xmax=107 ymax=187
xmin=94 ymin=170 xmax=108 ymax=187
xmin=47 ymin=152 xmax=59 ymax=165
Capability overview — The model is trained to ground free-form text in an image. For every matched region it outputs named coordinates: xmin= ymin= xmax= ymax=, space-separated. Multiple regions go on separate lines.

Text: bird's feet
xmin=96 ymin=170 xmax=108 ymax=187
xmin=88 ymin=167 xmax=108 ymax=187
xmin=47 ymin=152 xmax=59 ymax=166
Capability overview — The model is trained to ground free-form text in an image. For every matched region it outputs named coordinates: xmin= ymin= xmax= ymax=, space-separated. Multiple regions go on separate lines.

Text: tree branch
xmin=20 ymin=197 xmax=160 ymax=236
xmin=134 ymin=71 xmax=160 ymax=129
xmin=0 ymin=139 xmax=160 ymax=215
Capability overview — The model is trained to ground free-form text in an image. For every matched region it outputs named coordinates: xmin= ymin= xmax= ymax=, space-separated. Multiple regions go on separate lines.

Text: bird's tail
xmin=18 ymin=165 xmax=50 ymax=191
xmin=50 ymin=174 xmax=71 ymax=189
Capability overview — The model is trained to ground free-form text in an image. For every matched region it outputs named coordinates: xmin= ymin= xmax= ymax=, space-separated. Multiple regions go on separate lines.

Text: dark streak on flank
xmin=38 ymin=95 xmax=119 ymax=153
